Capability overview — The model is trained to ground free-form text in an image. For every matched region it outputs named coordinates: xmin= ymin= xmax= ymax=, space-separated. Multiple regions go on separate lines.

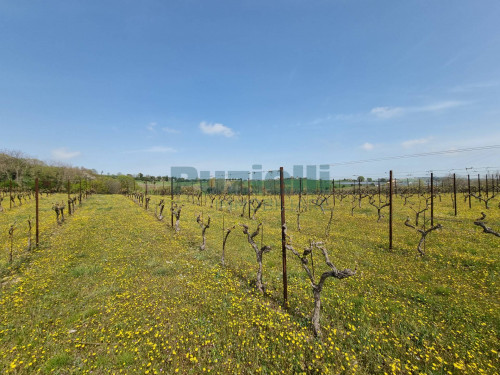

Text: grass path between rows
xmin=1 ymin=194 xmax=352 ymax=374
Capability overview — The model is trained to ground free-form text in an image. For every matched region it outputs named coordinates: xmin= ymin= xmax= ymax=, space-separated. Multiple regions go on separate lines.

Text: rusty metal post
xmin=389 ymin=170 xmax=393 ymax=250
xmin=453 ymin=173 xmax=457 ymax=216
xmin=485 ymin=174 xmax=489 ymax=198
xmin=79 ymin=178 xmax=82 ymax=205
xmin=67 ymin=179 xmax=71 ymax=215
xmin=145 ymin=181 xmax=148 ymax=210
xmin=430 ymin=173 xmax=434 ymax=226
xmin=298 ymin=178 xmax=302 ymax=212
xmin=248 ymin=177 xmax=251 ymax=219
xmin=9 ymin=180 xmax=12 ymax=209
xmin=358 ymin=178 xmax=361 ymax=201
xmin=378 ymin=178 xmax=381 ymax=202
xmin=467 ymin=174 xmax=471 ymax=209
xmin=35 ymin=178 xmax=39 ymax=247
xmin=478 ymin=174 xmax=481 ymax=196
xmin=171 ymin=177 xmax=174 ymax=227
xmin=280 ymin=167 xmax=287 ymax=308
xmin=332 ymin=179 xmax=335 ymax=206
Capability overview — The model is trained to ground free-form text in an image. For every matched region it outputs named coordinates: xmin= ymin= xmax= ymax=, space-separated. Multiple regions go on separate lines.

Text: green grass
xmin=0 ymin=192 xmax=498 ymax=374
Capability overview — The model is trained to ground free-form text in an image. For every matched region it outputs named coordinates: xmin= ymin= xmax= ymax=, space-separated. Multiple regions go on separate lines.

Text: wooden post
xmin=467 ymin=175 xmax=471 ymax=209
xmin=145 ymin=182 xmax=148 ymax=210
xmin=9 ymin=180 xmax=12 ymax=209
xmin=389 ymin=170 xmax=393 ymax=250
xmin=35 ymin=178 xmax=39 ymax=247
xmin=453 ymin=173 xmax=457 ymax=216
xmin=79 ymin=179 xmax=82 ymax=205
xmin=280 ymin=167 xmax=287 ymax=308
xmin=430 ymin=173 xmax=434 ymax=226
xmin=478 ymin=174 xmax=481 ymax=196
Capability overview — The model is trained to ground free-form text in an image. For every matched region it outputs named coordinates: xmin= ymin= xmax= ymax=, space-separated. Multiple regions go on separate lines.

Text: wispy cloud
xmin=199 ymin=121 xmax=235 ymax=137
xmin=370 ymin=101 xmax=465 ymax=119
xmin=147 ymin=122 xmax=157 ymax=132
xmin=370 ymin=107 xmax=404 ymax=119
xmin=361 ymin=142 xmax=375 ymax=151
xmin=126 ymin=146 xmax=176 ymax=154
xmin=162 ymin=127 xmax=180 ymax=134
xmin=51 ymin=148 xmax=81 ymax=160
xmin=401 ymin=136 xmax=433 ymax=148
xmin=143 ymin=146 xmax=176 ymax=153
xmin=308 ymin=113 xmax=362 ymax=125
xmin=449 ymin=81 xmax=498 ymax=93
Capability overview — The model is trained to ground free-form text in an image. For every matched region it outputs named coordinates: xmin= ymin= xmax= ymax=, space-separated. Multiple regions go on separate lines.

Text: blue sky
xmin=1 ymin=0 xmax=499 ymax=179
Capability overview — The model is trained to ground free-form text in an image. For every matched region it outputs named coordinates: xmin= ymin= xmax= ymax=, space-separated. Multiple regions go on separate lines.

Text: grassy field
xmin=0 ymin=192 xmax=498 ymax=374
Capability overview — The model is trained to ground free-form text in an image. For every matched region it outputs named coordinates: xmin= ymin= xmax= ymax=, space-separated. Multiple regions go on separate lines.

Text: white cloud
xmin=419 ymin=101 xmax=463 ymax=112
xmin=449 ymin=81 xmax=498 ymax=93
xmin=162 ymin=127 xmax=180 ymax=134
xmin=143 ymin=146 xmax=176 ymax=153
xmin=51 ymin=148 xmax=81 ymax=160
xmin=370 ymin=106 xmax=405 ymax=119
xmin=370 ymin=101 xmax=464 ymax=119
xmin=402 ymin=136 xmax=433 ymax=148
xmin=199 ymin=121 xmax=235 ymax=137
xmin=147 ymin=122 xmax=157 ymax=131
xmin=361 ymin=142 xmax=375 ymax=150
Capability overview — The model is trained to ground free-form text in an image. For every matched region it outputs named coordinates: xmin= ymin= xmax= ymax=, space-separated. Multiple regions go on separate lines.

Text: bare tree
xmin=470 ymin=191 xmax=497 ymax=209
xmin=155 ymin=199 xmax=165 ymax=220
xmin=222 ymin=224 xmax=236 ymax=266
xmin=240 ymin=200 xmax=248 ymax=217
xmin=27 ymin=217 xmax=32 ymax=251
xmin=408 ymin=197 xmax=430 ymax=226
xmin=196 ymin=214 xmax=211 ymax=250
xmin=8 ymin=222 xmax=16 ymax=263
xmin=241 ymin=223 xmax=271 ymax=294
xmin=171 ymin=203 xmax=183 ymax=233
xmin=296 ymin=209 xmax=302 ymax=232
xmin=284 ymin=224 xmax=356 ymax=338
xmin=474 ymin=212 xmax=500 ymax=237
xmin=252 ymin=199 xmax=264 ymax=220
xmin=404 ymin=217 xmax=442 ymax=256
xmin=52 ymin=202 xmax=65 ymax=224
xmin=310 ymin=195 xmax=329 ymax=214
xmin=325 ymin=208 xmax=334 ymax=237
xmin=369 ymin=196 xmax=390 ymax=222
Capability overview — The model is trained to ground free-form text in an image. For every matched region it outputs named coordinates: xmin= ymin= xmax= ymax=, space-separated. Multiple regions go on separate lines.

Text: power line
xmin=327 ymin=145 xmax=500 ymax=167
